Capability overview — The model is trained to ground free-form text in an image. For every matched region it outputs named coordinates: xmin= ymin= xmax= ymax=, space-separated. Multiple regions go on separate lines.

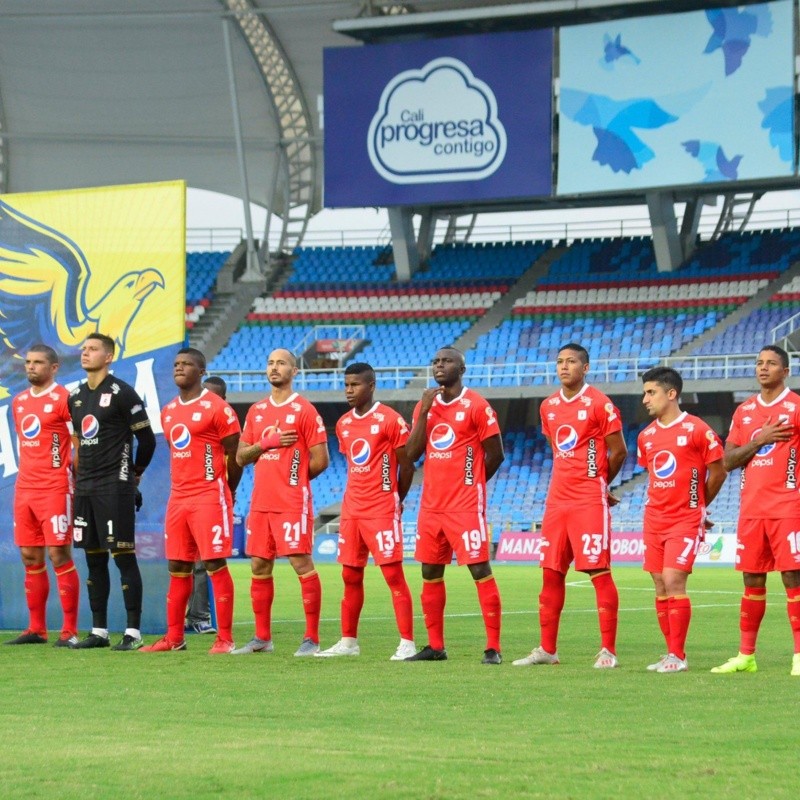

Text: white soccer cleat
xmin=512 ymin=646 xmax=560 ymax=666
xmin=647 ymin=655 xmax=668 ymax=672
xmin=314 ymin=638 xmax=360 ymax=658
xmin=656 ymin=653 xmax=688 ymax=673
xmin=390 ymin=639 xmax=417 ymax=661
xmin=593 ymin=647 xmax=618 ymax=669
xmin=230 ymin=637 xmax=274 ymax=655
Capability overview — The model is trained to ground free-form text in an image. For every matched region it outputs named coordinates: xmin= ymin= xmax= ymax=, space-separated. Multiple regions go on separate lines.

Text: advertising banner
xmin=0 ymin=181 xmax=186 ymax=633
xmin=558 ymin=0 xmax=794 ymax=194
xmin=324 ymin=29 xmax=553 ymax=207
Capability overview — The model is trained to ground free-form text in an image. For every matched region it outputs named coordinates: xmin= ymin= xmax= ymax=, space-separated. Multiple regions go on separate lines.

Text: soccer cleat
xmin=791 ymin=653 xmax=800 ymax=677
xmin=185 ymin=620 xmax=217 ymax=635
xmin=53 ymin=632 xmax=79 ymax=648
xmin=294 ymin=637 xmax=321 ymax=657
xmin=646 ymin=655 xmax=668 ymax=672
xmin=208 ymin=637 xmax=235 ymax=655
xmin=593 ymin=647 xmax=618 ymax=669
xmin=512 ymin=646 xmax=559 ymax=666
xmin=405 ymin=645 xmax=448 ymax=662
xmin=140 ymin=636 xmax=187 ymax=652
xmin=390 ymin=639 xmax=417 ymax=661
xmin=481 ymin=648 xmax=502 ymax=665
xmin=656 ymin=653 xmax=688 ymax=673
xmin=111 ymin=634 xmax=144 ymax=651
xmin=315 ymin=638 xmax=360 ymax=658
xmin=4 ymin=630 xmax=48 ymax=645
xmin=710 ymin=652 xmax=757 ymax=674
xmin=70 ymin=633 xmax=110 ymax=649
xmin=230 ymin=637 xmax=274 ymax=655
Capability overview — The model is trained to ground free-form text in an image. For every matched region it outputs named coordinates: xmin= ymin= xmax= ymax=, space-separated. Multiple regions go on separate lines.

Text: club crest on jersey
xmin=653 ymin=450 xmax=677 ymax=479
xmin=677 ymin=436 xmax=687 ymax=446
xmin=370 ymin=424 xmax=379 ymax=434
xmin=100 ymin=393 xmax=112 ymax=407
xmin=351 ymin=439 xmax=371 ymax=466
xmin=430 ymin=423 xmax=455 ymax=451
xmin=577 ymin=410 xmax=587 ymax=420
xmin=751 ymin=429 xmax=775 ymax=457
xmin=44 ymin=404 xmax=53 ymax=413
xmin=555 ymin=425 xmax=578 ymax=452
xmin=81 ymin=415 xmax=99 ymax=439
xmin=171 ymin=424 xmax=191 ymax=450
xmin=20 ymin=414 xmax=41 ymax=439
xmin=455 ymin=411 xmax=465 ymax=421
xmin=192 ymin=412 xmax=202 ymax=422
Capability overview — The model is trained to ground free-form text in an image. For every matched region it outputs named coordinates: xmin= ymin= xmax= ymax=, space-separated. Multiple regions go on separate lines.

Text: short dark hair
xmin=344 ymin=362 xmax=375 ymax=378
xmin=435 ymin=346 xmax=466 ymax=366
xmin=760 ymin=344 xmax=789 ymax=369
xmin=203 ymin=376 xmax=227 ymax=398
xmin=27 ymin=344 xmax=60 ymax=364
xmin=178 ymin=347 xmax=207 ymax=370
xmin=86 ymin=332 xmax=115 ymax=355
xmin=641 ymin=365 xmax=683 ymax=397
xmin=558 ymin=343 xmax=589 ymax=364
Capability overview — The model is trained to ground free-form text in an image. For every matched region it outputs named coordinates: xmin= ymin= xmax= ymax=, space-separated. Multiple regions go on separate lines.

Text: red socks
xmin=655 ymin=596 xmax=670 ymax=649
xmin=591 ymin=571 xmax=619 ymax=654
xmin=298 ymin=570 xmax=322 ymax=643
xmin=209 ymin=565 xmax=235 ymax=642
xmin=476 ymin=575 xmax=502 ymax=652
xmin=54 ymin=560 xmax=80 ymax=634
xmin=667 ymin=595 xmax=691 ymax=660
xmin=739 ymin=587 xmax=767 ymax=655
xmin=341 ymin=565 xmax=365 ymax=639
xmin=539 ymin=568 xmax=565 ymax=654
xmin=380 ymin=562 xmax=414 ymax=642
xmin=786 ymin=586 xmax=800 ymax=653
xmin=251 ymin=576 xmax=275 ymax=642
xmin=166 ymin=572 xmax=193 ymax=641
xmin=24 ymin=563 xmax=49 ymax=635
xmin=420 ymin=579 xmax=446 ymax=650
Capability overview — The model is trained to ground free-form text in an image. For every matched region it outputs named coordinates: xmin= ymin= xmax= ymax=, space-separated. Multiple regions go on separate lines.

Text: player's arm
xmin=605 ymin=430 xmax=627 ymax=506
xmin=132 ymin=423 xmax=156 ymax=482
xmin=308 ymin=441 xmax=329 ymax=480
xmin=704 ymin=459 xmax=727 ymax=507
xmin=222 ymin=432 xmax=243 ymax=494
xmin=723 ymin=416 xmax=793 ymax=470
xmin=236 ymin=429 xmax=299 ymax=466
xmin=482 ymin=433 xmax=505 ymax=482
xmin=71 ymin=432 xmax=80 ymax=475
xmin=395 ymin=445 xmax=415 ymax=503
xmin=405 ymin=389 xmax=441 ymax=462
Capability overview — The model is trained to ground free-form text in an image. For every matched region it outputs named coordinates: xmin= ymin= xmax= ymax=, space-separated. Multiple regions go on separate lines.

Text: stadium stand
xmin=184 ymin=250 xmax=230 ymax=329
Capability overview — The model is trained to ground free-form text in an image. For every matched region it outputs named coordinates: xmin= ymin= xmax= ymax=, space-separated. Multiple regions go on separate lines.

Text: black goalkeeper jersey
xmin=69 ymin=374 xmax=151 ymax=495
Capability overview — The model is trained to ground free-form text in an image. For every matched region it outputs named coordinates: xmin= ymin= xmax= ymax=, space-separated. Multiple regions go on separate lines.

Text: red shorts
xmin=338 ymin=516 xmax=403 ymax=567
xmin=246 ymin=510 xmax=314 ymax=559
xmin=14 ymin=488 xmax=72 ymax=548
xmin=415 ymin=510 xmax=489 ymax=566
xmin=165 ymin=498 xmax=233 ymax=562
xmin=539 ymin=503 xmax=611 ymax=574
xmin=643 ymin=527 xmax=702 ymax=574
xmin=735 ymin=517 xmax=800 ymax=573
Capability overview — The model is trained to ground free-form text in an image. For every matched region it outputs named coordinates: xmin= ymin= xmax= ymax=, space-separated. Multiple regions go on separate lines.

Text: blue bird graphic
xmin=682 ymin=140 xmax=743 ymax=181
xmin=600 ymin=33 xmax=641 ymax=70
xmin=704 ymin=5 xmax=772 ymax=76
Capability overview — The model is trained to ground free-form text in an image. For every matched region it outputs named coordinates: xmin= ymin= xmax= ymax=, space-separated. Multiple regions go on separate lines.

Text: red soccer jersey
xmin=336 ymin=401 xmax=410 ymax=518
xmin=13 ymin=383 xmax=73 ymax=492
xmin=242 ymin=392 xmax=327 ymax=514
xmin=161 ymin=389 xmax=241 ymax=501
xmin=540 ymin=383 xmax=623 ymax=506
xmin=413 ymin=387 xmax=500 ymax=512
xmin=637 ymin=411 xmax=723 ymax=533
xmin=726 ymin=388 xmax=800 ymax=519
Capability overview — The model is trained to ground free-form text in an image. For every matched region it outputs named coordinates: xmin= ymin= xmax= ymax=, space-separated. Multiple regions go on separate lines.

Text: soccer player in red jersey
xmin=141 ymin=348 xmax=242 ymax=654
xmin=404 ymin=347 xmax=504 ymax=664
xmin=233 ymin=348 xmax=329 ymax=656
xmin=638 ymin=366 xmax=726 ymax=673
xmin=5 ymin=345 xmax=80 ymax=647
xmin=711 ymin=345 xmax=800 ymax=676
xmin=514 ymin=343 xmax=627 ymax=669
xmin=315 ymin=362 xmax=416 ymax=660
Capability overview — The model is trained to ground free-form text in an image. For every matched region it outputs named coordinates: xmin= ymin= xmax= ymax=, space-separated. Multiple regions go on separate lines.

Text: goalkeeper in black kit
xmin=68 ymin=333 xmax=157 ymax=651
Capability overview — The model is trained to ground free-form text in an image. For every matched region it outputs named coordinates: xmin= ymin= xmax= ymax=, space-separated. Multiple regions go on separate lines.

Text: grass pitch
xmin=0 ymin=563 xmax=797 ymax=799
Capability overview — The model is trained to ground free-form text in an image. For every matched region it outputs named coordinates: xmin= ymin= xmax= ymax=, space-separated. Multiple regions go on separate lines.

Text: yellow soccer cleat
xmin=710 ymin=652 xmax=757 ymax=674
xmin=791 ymin=653 xmax=800 ymax=677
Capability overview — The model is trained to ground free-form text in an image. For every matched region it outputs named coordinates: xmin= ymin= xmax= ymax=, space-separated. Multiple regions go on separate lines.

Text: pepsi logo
xmin=430 ymin=423 xmax=455 ymax=451
xmin=170 ymin=424 xmax=191 ymax=450
xmin=751 ymin=429 xmax=775 ymax=457
xmin=351 ymin=438 xmax=371 ymax=465
xmin=20 ymin=414 xmax=41 ymax=439
xmin=653 ymin=450 xmax=677 ymax=479
xmin=555 ymin=425 xmax=578 ymax=452
xmin=81 ymin=415 xmax=99 ymax=438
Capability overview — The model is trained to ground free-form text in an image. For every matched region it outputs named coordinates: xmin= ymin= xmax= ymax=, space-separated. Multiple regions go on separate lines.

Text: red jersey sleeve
xmin=471 ymin=395 xmax=500 ymax=442
xmin=213 ymin=399 xmax=241 ymax=441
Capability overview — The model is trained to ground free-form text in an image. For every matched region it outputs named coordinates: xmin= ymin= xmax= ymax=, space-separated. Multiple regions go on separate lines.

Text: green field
xmin=0 ymin=562 xmax=796 ymax=799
